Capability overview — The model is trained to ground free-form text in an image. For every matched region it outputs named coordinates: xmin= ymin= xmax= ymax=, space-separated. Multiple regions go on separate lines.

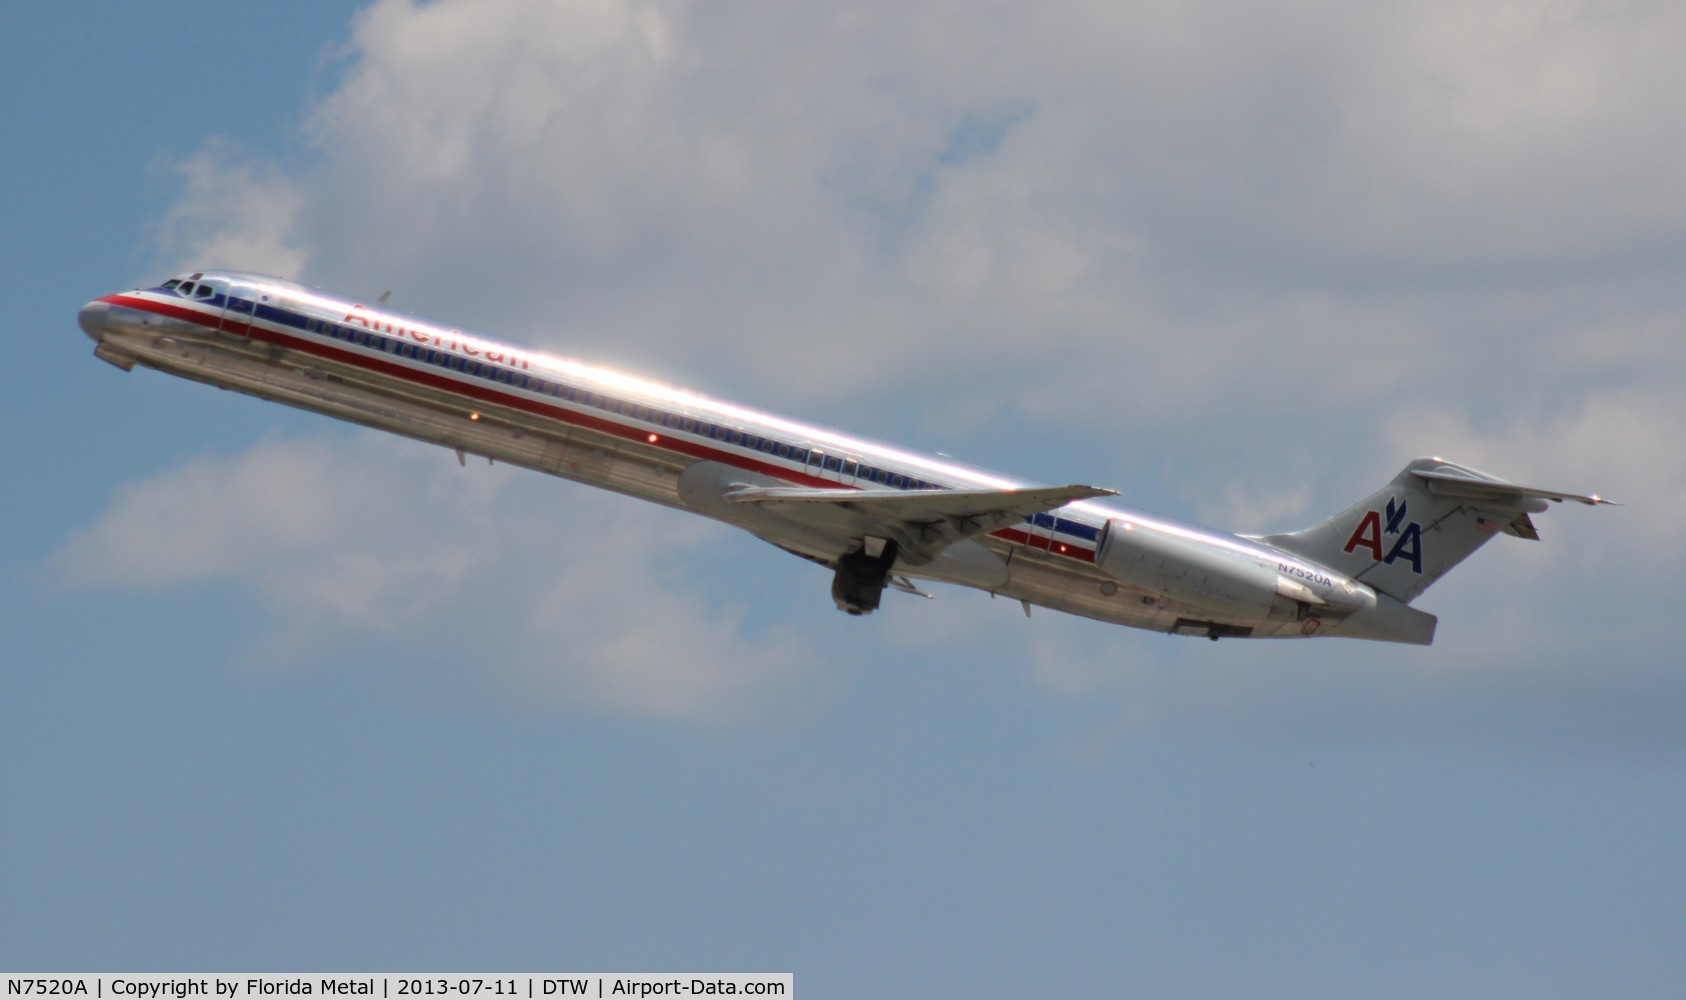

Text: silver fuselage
xmin=80 ymin=270 xmax=1428 ymax=642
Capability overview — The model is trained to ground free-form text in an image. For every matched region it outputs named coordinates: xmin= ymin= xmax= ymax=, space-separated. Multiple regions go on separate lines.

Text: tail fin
xmin=1257 ymin=457 xmax=1611 ymax=604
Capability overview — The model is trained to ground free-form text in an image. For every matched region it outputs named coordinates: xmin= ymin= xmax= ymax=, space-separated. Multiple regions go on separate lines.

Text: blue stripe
xmin=1024 ymin=512 xmax=1100 ymax=543
xmin=231 ymin=293 xmax=1105 ymax=549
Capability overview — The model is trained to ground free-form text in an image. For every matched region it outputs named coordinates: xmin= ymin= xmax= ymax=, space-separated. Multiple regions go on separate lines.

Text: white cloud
xmin=149 ymin=140 xmax=308 ymax=280
xmin=142 ymin=0 xmax=1686 ymax=427
xmin=54 ymin=432 xmax=826 ymax=723
xmin=1385 ymin=387 xmax=1682 ymax=557
xmin=110 ymin=0 xmax=1686 ymax=734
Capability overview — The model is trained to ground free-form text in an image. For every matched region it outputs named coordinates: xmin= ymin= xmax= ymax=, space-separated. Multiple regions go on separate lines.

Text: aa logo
xmin=1343 ymin=496 xmax=1423 ymax=573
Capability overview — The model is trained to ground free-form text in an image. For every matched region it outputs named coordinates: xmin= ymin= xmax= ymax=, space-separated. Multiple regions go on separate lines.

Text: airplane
xmin=78 ymin=271 xmax=1612 ymax=645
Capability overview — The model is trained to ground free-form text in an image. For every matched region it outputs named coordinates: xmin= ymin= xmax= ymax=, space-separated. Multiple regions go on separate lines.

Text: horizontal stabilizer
xmin=1412 ymin=467 xmax=1616 ymax=508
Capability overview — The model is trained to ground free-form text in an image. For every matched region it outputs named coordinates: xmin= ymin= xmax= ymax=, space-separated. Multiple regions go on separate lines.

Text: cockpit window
xmin=162 ymin=279 xmax=181 ymax=291
xmin=179 ymin=282 xmax=197 ymax=296
xmin=196 ymin=284 xmax=216 ymax=300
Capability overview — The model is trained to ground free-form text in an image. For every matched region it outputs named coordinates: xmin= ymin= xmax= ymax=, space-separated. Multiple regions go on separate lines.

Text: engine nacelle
xmin=1098 ymin=518 xmax=1306 ymax=622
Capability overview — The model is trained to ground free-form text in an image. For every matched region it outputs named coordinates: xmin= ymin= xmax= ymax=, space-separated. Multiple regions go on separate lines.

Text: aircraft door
xmin=1023 ymin=512 xmax=1056 ymax=552
xmin=219 ymin=281 xmax=257 ymax=337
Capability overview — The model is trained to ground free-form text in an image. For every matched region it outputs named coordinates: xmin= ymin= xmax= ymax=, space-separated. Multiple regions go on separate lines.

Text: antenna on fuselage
xmin=377 ymin=290 xmax=392 ymax=306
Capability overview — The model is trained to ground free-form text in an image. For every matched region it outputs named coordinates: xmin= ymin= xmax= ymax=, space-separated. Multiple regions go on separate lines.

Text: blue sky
xmin=6 ymin=1 xmax=1685 ymax=995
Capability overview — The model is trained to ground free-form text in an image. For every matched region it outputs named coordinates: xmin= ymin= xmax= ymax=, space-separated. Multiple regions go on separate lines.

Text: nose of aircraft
xmin=78 ymin=299 xmax=109 ymax=341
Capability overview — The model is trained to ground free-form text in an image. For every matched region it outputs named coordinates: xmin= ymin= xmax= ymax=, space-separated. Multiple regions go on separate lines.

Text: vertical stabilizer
xmin=1255 ymin=458 xmax=1610 ymax=604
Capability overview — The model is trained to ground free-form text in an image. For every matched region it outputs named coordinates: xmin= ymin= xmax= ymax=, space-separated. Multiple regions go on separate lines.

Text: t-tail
xmin=1258 ymin=457 xmax=1613 ymax=610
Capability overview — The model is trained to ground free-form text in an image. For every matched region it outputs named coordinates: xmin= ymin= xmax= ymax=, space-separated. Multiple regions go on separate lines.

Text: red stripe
xmin=993 ymin=527 xmax=1097 ymax=563
xmin=108 ymin=292 xmax=1099 ymax=564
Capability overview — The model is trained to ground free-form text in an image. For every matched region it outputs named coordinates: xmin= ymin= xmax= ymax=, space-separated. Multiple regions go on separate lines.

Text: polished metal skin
xmin=79 ymin=271 xmax=1611 ymax=644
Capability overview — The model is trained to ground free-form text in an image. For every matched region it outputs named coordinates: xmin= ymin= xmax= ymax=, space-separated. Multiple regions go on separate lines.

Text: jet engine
xmin=1096 ymin=518 xmax=1347 ymax=623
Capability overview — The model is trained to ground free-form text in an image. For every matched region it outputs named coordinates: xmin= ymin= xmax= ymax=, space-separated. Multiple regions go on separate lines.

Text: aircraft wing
xmin=725 ymin=483 xmax=1116 ymax=563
